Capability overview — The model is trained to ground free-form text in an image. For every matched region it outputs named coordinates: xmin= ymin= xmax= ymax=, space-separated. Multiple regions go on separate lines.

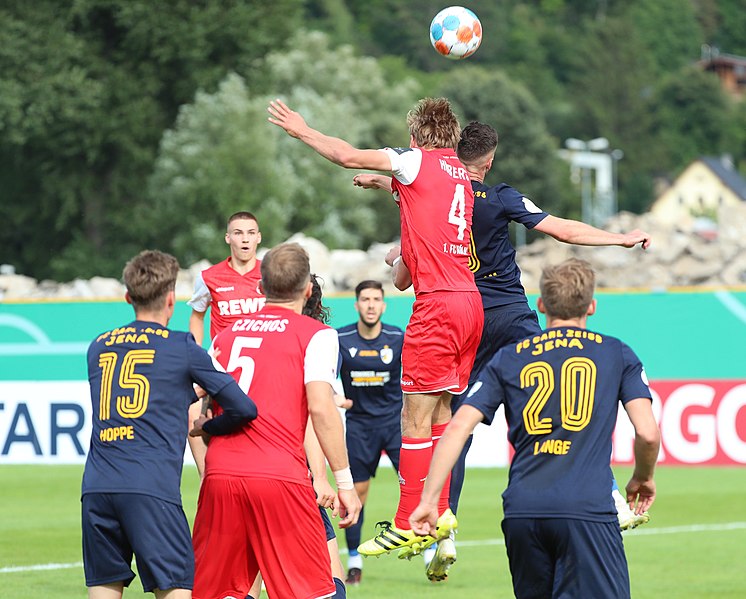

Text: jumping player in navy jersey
xmin=336 ymin=280 xmax=404 ymax=586
xmin=81 ymin=250 xmax=257 ymax=599
xmin=410 ymin=258 xmax=660 ymax=599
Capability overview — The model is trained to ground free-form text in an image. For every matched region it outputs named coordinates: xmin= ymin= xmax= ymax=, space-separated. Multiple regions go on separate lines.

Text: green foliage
xmin=149 ymin=31 xmax=420 ymax=258
xmin=439 ymin=67 xmax=575 ymax=217
xmin=650 ymin=66 xmax=730 ymax=171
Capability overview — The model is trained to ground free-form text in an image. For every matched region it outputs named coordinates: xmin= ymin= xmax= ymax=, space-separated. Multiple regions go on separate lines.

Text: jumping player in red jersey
xmin=268 ymin=97 xmax=484 ymax=557
xmin=186 ymin=211 xmax=264 ymax=474
xmin=191 ymin=243 xmax=361 ymax=599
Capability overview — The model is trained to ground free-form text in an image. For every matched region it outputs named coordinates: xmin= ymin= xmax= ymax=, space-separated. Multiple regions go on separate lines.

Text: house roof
xmin=699 ymin=156 xmax=746 ymax=201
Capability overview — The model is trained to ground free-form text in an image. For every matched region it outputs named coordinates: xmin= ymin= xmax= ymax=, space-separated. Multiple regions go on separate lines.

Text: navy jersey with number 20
xmin=465 ymin=326 xmax=652 ymax=522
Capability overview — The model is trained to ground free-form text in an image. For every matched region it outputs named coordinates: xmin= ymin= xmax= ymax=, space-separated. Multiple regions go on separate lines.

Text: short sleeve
xmin=498 ymin=186 xmax=549 ymax=229
xmin=187 ymin=272 xmax=210 ymax=313
xmin=619 ymin=342 xmax=653 ymax=405
xmin=381 ymin=147 xmax=423 ymax=185
xmin=305 ymin=328 xmax=339 ymax=385
xmin=463 ymin=352 xmax=507 ymax=425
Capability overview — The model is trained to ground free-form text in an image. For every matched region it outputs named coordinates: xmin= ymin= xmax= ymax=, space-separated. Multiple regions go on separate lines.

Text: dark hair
xmin=303 ymin=274 xmax=331 ymax=324
xmin=458 ymin=121 xmax=498 ymax=164
xmin=122 ymin=250 xmax=179 ymax=311
xmin=260 ymin=243 xmax=310 ymax=301
xmin=354 ymin=279 xmax=384 ymax=299
xmin=227 ymin=211 xmax=259 ymax=229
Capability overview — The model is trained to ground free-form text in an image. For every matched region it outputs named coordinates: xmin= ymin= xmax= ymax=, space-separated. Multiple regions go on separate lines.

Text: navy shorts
xmin=318 ymin=505 xmax=336 ymax=541
xmin=81 ymin=493 xmax=194 ymax=592
xmin=346 ymin=417 xmax=401 ymax=482
xmin=502 ymin=518 xmax=630 ymax=599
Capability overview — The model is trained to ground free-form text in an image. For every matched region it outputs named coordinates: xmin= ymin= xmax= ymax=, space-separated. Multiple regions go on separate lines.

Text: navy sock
xmin=345 ymin=504 xmax=364 ymax=551
xmin=448 ymin=434 xmax=474 ymax=515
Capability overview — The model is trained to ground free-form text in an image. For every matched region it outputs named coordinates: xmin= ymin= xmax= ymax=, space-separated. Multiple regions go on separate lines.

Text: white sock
xmin=348 ymin=554 xmax=363 ymax=570
xmin=423 ymin=544 xmax=437 ymax=566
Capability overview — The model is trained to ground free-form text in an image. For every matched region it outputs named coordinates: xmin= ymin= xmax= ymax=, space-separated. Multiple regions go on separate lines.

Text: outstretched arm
xmin=534 ymin=215 xmax=651 ymax=249
xmin=268 ymin=99 xmax=392 ymax=171
xmin=353 ymin=173 xmax=394 ymax=193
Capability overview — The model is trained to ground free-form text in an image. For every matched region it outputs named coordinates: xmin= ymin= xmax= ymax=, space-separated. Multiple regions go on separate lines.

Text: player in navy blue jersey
xmin=336 ymin=280 xmax=404 ymax=586
xmin=81 ymin=250 xmax=257 ymax=599
xmin=411 ymin=258 xmax=660 ymax=599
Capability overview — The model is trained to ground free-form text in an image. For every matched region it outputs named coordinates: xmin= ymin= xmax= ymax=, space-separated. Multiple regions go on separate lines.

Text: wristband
xmin=392 ymin=256 xmax=402 ymax=267
xmin=333 ymin=467 xmax=354 ymax=491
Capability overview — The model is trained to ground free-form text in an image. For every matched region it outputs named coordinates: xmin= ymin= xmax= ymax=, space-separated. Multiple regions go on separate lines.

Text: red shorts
xmin=192 ymin=475 xmax=334 ymax=599
xmin=401 ymin=290 xmax=483 ymax=394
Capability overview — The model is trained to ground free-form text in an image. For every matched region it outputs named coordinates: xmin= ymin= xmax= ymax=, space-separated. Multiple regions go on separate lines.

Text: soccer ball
xmin=429 ymin=6 xmax=482 ymax=60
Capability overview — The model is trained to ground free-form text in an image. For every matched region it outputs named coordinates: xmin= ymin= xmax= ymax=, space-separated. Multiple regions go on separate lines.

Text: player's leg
xmin=245 ymin=479 xmax=336 ymax=599
xmin=82 ymin=494 xmax=136 ymax=597
xmin=501 ymin=518 xmax=555 ymax=598
xmin=345 ymin=479 xmax=370 ymax=585
xmin=154 ymin=590 xmax=191 ymax=599
xmin=553 ymin=519 xmax=631 ymax=599
xmin=88 ymin=584 xmax=124 ymax=599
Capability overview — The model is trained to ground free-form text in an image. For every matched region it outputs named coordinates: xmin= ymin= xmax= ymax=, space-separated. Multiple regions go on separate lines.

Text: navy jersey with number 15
xmin=82 ymin=320 xmax=248 ymax=505
xmin=465 ymin=326 xmax=652 ymax=522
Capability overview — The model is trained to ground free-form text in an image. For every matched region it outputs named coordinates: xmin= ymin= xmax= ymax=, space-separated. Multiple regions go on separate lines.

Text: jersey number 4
xmin=448 ymin=184 xmax=468 ymax=241
xmin=520 ymin=357 xmax=597 ymax=435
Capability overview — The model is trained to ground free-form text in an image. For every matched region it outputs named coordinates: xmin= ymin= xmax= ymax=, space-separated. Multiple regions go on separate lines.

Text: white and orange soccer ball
xmin=429 ymin=6 xmax=482 ymax=60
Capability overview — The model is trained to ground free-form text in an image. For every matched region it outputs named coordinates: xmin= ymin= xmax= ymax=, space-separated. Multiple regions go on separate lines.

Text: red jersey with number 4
xmin=383 ymin=147 xmax=477 ymax=295
xmin=187 ymin=258 xmax=266 ymax=341
xmin=205 ymin=306 xmax=339 ymax=486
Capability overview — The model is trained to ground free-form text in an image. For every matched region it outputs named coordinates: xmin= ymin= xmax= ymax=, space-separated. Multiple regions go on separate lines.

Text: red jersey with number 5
xmin=205 ymin=305 xmax=338 ymax=486
xmin=383 ymin=147 xmax=477 ymax=295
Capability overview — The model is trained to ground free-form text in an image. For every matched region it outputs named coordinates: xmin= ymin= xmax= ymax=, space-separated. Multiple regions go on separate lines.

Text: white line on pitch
xmin=3 ymin=522 xmax=746 ymax=572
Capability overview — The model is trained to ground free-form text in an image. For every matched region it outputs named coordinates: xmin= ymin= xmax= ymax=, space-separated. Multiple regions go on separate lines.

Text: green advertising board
xmin=1 ymin=289 xmax=745 ymax=381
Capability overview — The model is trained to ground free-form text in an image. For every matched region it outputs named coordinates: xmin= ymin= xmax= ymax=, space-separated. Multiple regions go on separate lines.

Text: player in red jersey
xmin=186 ymin=211 xmax=264 ymax=475
xmin=191 ymin=243 xmax=361 ymax=599
xmin=268 ymin=98 xmax=484 ymax=556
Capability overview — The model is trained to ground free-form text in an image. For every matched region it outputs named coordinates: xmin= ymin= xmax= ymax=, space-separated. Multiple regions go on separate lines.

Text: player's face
xmin=225 ymin=218 xmax=261 ymax=264
xmin=355 ymin=288 xmax=385 ymax=327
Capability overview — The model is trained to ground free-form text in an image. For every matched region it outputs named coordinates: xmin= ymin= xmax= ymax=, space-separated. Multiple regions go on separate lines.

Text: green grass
xmin=1 ymin=465 xmax=745 ymax=598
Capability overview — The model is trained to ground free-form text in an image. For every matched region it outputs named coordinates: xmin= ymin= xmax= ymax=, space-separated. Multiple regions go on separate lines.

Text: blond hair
xmin=122 ymin=250 xmax=180 ymax=311
xmin=539 ymin=259 xmax=595 ymax=320
xmin=260 ymin=243 xmax=310 ymax=301
xmin=406 ymin=98 xmax=461 ymax=150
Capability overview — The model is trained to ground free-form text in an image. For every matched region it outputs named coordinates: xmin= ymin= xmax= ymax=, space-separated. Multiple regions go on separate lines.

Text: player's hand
xmin=334 ymin=394 xmax=353 ymax=409
xmin=409 ymin=501 xmax=439 ymax=536
xmin=385 ymin=245 xmax=402 ymax=267
xmin=267 ymin=99 xmax=307 ymax=138
xmin=189 ymin=414 xmax=211 ymax=439
xmin=313 ymin=477 xmax=338 ymax=512
xmin=353 ymin=174 xmax=380 ymax=189
xmin=622 ymin=229 xmax=651 ymax=250
xmin=336 ymin=488 xmax=362 ymax=529
xmin=625 ymin=477 xmax=656 ymax=514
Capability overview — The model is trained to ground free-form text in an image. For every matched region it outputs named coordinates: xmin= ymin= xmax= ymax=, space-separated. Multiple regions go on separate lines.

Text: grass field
xmin=1 ymin=464 xmax=745 ymax=598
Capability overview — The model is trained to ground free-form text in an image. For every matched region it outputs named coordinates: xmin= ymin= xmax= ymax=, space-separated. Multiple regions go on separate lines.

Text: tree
xmin=148 ymin=31 xmax=420 ymax=261
xmin=438 ymin=66 xmax=576 ymax=218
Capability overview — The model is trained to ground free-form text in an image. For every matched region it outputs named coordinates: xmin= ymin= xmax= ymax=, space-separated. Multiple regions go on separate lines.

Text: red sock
xmin=394 ymin=436 xmax=433 ymax=529
xmin=431 ymin=422 xmax=452 ymax=516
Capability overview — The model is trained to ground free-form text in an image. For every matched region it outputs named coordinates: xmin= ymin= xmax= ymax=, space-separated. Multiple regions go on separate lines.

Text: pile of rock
xmin=1 ymin=206 xmax=744 ymax=301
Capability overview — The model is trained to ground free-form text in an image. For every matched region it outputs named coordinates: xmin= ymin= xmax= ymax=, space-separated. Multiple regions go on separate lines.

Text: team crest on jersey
xmin=349 ymin=347 xmax=358 ymax=358
xmin=380 ymin=346 xmax=393 ymax=365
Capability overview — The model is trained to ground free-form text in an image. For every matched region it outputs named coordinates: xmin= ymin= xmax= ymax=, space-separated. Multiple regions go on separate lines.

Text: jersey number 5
xmin=225 ymin=337 xmax=264 ymax=393
xmin=520 ymin=357 xmax=597 ymax=435
xmin=97 ymin=350 xmax=154 ymax=420
xmin=448 ymin=184 xmax=467 ymax=241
